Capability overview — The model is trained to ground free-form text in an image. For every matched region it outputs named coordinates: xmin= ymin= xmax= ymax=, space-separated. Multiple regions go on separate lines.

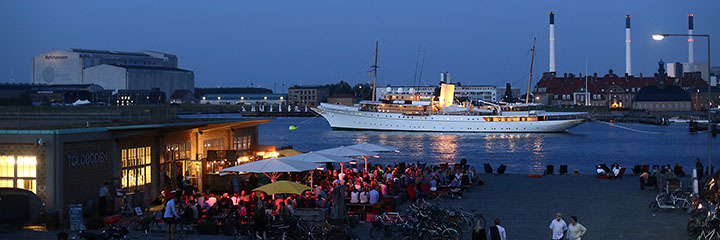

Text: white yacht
xmin=312 ymin=85 xmax=587 ymax=133
xmin=312 ymin=40 xmax=587 ymax=133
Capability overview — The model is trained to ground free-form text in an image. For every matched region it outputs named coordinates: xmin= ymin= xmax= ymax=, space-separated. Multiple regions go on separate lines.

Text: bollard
xmin=693 ymin=168 xmax=699 ymax=195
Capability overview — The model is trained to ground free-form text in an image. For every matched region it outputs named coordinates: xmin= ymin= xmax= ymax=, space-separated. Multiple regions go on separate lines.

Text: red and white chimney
xmin=549 ymin=12 xmax=556 ymax=72
xmin=688 ymin=14 xmax=694 ymax=64
xmin=625 ymin=15 xmax=631 ymax=75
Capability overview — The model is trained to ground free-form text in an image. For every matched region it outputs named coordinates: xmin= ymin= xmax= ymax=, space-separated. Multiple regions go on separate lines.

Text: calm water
xmin=181 ymin=114 xmax=719 ymax=174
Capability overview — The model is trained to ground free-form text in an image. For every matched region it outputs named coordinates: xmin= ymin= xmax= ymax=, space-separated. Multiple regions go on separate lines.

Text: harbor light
xmin=652 ymin=34 xmax=665 ymax=40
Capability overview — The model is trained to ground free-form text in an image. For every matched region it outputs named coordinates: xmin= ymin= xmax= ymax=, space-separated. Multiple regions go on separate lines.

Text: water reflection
xmin=429 ymin=134 xmax=458 ymax=163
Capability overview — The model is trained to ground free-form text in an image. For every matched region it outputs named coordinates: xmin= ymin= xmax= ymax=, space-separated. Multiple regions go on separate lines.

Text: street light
xmin=653 ymin=32 xmax=712 ymax=176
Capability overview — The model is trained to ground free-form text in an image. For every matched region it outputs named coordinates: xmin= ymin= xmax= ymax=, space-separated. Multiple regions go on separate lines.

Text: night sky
xmin=1 ymin=0 xmax=718 ymax=93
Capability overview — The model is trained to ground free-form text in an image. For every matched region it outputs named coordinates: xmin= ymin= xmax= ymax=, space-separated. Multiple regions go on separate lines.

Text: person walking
xmin=471 ymin=219 xmax=487 ymax=240
xmin=567 ymin=216 xmax=587 ymax=240
xmin=549 ymin=212 xmax=568 ymax=240
xmin=163 ymin=195 xmax=180 ymax=240
xmin=98 ymin=182 xmax=109 ymax=217
xmin=488 ymin=218 xmax=506 ymax=240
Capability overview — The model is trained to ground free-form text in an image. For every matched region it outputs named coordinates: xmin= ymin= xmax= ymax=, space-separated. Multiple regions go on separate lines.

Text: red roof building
xmin=533 ymin=69 xmax=707 ymax=109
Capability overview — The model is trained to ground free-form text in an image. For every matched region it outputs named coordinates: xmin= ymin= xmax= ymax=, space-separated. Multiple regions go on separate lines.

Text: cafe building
xmin=0 ymin=118 xmax=271 ymax=219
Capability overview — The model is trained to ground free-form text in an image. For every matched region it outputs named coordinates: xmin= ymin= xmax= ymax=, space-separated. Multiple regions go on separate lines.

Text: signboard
xmin=69 ymin=204 xmax=85 ymax=231
xmin=232 ymin=177 xmax=240 ymax=194
xmin=66 ymin=152 xmax=107 ymax=167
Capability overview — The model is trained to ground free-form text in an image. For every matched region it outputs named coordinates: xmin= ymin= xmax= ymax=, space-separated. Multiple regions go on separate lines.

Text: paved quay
xmin=1 ymin=175 xmax=692 ymax=240
xmin=370 ymin=174 xmax=692 ymax=240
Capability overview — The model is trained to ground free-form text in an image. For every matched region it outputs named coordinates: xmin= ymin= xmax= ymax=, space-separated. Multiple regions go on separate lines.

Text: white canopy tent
xmin=346 ymin=143 xmax=399 ymax=153
xmin=277 ymin=152 xmax=353 ymax=163
xmin=315 ymin=146 xmax=378 ymax=171
xmin=220 ymin=157 xmax=321 ymax=182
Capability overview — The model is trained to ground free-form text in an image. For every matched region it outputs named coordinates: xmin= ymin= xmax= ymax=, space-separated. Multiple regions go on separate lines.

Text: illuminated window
xmin=0 ymin=155 xmax=37 ymax=193
xmin=121 ymin=146 xmax=152 ymax=189
xmin=233 ymin=135 xmax=252 ymax=151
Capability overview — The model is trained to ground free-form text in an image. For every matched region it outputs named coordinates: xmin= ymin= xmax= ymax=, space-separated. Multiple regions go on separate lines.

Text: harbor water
xmin=181 ymin=114 xmax=719 ymax=174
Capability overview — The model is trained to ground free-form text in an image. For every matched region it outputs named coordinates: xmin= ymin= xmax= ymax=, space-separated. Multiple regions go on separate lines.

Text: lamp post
xmin=653 ymin=33 xmax=712 ymax=176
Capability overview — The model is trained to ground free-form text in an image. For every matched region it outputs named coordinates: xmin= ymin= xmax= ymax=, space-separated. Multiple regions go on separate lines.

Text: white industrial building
xmin=31 ymin=49 xmax=194 ymax=102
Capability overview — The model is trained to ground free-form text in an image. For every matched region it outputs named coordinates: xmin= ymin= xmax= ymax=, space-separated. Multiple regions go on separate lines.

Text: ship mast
xmin=526 ymin=36 xmax=536 ymax=104
xmin=371 ymin=40 xmax=379 ymax=101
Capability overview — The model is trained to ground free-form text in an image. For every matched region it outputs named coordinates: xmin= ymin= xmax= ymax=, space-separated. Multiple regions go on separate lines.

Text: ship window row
xmin=484 ymin=116 xmax=540 ymax=122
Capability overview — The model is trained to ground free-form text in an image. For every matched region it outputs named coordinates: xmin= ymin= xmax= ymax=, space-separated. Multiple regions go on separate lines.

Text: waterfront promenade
xmin=2 ymin=174 xmax=691 ymax=240
xmin=368 ymin=174 xmax=692 ymax=239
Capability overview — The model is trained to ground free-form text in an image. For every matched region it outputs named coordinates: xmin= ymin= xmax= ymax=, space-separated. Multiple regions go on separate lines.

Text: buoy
xmin=289 ymin=125 xmax=298 ymax=131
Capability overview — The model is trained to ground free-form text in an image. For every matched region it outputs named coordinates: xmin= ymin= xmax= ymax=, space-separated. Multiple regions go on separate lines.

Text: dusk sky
xmin=1 ymin=0 xmax=718 ymax=93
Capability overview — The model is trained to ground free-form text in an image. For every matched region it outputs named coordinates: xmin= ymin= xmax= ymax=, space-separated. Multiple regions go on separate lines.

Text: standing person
xmin=567 ymin=216 xmax=587 ymax=240
xmin=164 ymin=195 xmax=180 ymax=240
xmin=98 ymin=182 xmax=109 ymax=217
xmin=549 ymin=213 xmax=568 ymax=240
xmin=488 ymin=218 xmax=506 ymax=240
xmin=254 ymin=200 xmax=267 ymax=240
xmin=697 ymin=158 xmax=705 ymax=179
xmin=472 ymin=219 xmax=487 ymax=240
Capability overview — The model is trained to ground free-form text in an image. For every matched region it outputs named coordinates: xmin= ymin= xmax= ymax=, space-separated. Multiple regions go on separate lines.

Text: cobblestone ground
xmin=1 ymin=175 xmax=691 ymax=240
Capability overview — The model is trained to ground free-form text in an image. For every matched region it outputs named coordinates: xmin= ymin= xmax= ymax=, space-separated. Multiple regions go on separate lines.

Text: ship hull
xmin=312 ymin=104 xmax=585 ymax=133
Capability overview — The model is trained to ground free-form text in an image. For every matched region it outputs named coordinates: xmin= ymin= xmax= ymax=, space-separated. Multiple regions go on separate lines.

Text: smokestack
xmin=549 ymin=12 xmax=556 ymax=72
xmin=625 ymin=15 xmax=631 ymax=75
xmin=688 ymin=14 xmax=694 ymax=64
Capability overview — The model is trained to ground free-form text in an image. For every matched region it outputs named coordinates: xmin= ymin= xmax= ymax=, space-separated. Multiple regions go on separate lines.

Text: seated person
xmin=596 ymin=165 xmax=609 ymax=176
xmin=611 ymin=163 xmax=621 ymax=176
xmin=450 ymin=177 xmax=462 ymax=199
xmin=359 ymin=188 xmax=369 ymax=204
xmin=350 ymin=188 xmax=360 ymax=204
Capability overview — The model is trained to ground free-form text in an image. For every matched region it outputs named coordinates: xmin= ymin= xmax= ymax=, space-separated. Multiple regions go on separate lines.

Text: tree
xmin=502 ymin=83 xmax=517 ymax=103
xmin=352 ymin=83 xmax=372 ymax=100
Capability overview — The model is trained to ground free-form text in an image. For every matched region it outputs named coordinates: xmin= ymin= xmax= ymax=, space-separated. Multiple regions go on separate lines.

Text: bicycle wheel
xmin=649 ymin=202 xmax=659 ymax=212
xmin=151 ymin=221 xmax=166 ymax=237
xmin=369 ymin=225 xmax=383 ymax=238
xmin=126 ymin=220 xmax=145 ymax=239
xmin=458 ymin=216 xmax=473 ymax=233
xmin=441 ymin=228 xmax=460 ymax=240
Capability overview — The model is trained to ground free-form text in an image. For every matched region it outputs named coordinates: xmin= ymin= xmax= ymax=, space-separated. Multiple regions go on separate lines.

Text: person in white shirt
xmin=567 ymin=216 xmax=587 ymax=240
xmin=369 ymin=188 xmax=380 ymax=204
xmin=611 ymin=163 xmax=621 ymax=177
xmin=231 ymin=192 xmax=241 ymax=206
xmin=164 ymin=196 xmax=180 ymax=240
xmin=549 ymin=213 xmax=568 ymax=240
xmin=359 ymin=188 xmax=369 ymax=204
xmin=350 ymin=188 xmax=360 ymax=204
xmin=206 ymin=194 xmax=217 ymax=207
xmin=98 ymin=182 xmax=109 ymax=217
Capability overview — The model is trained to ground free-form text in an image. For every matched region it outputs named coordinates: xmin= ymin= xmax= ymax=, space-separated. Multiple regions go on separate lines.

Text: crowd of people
xmin=157 ymin=160 xmax=480 ymax=239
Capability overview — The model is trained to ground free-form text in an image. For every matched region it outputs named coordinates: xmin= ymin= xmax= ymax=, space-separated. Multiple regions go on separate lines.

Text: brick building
xmin=0 ymin=118 xmax=270 ymax=219
xmin=326 ymin=94 xmax=355 ymax=106
xmin=533 ymin=67 xmax=707 ymax=108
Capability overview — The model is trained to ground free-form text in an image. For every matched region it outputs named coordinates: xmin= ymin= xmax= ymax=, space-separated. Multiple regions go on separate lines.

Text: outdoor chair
xmin=559 ymin=165 xmax=568 ymax=175
xmin=632 ymin=165 xmax=642 ymax=175
xmin=497 ymin=164 xmax=506 ymax=175
xmin=612 ymin=168 xmax=626 ymax=179
xmin=545 ymin=165 xmax=554 ymax=175
xmin=641 ymin=164 xmax=650 ymax=173
xmin=600 ymin=164 xmax=611 ymax=174
xmin=483 ymin=163 xmax=493 ymax=174
xmin=674 ymin=166 xmax=686 ymax=177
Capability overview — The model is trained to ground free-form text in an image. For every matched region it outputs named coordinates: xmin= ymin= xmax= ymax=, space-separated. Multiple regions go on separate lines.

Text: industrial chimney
xmin=625 ymin=15 xmax=631 ymax=75
xmin=549 ymin=12 xmax=556 ymax=72
xmin=688 ymin=14 xmax=694 ymax=64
